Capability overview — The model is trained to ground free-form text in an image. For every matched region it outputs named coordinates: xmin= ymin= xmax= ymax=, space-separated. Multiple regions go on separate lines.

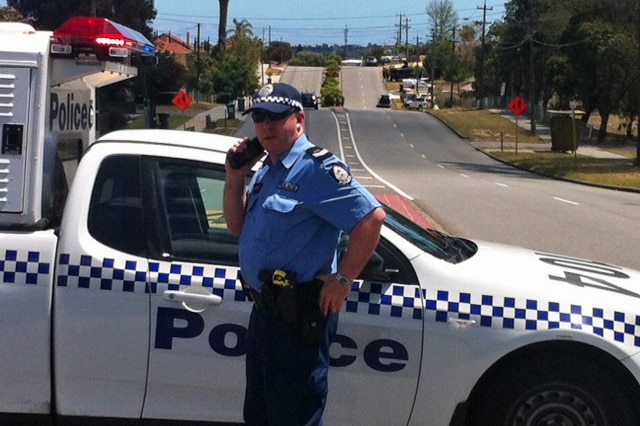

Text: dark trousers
xmin=243 ymin=305 xmax=338 ymax=426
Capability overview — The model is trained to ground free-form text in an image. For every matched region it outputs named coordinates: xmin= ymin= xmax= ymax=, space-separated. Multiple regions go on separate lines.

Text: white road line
xmin=460 ymin=174 xmax=469 ymax=178
xmin=494 ymin=182 xmax=509 ymax=187
xmin=554 ymin=197 xmax=579 ymax=205
xmin=333 ymin=112 xmax=413 ymax=200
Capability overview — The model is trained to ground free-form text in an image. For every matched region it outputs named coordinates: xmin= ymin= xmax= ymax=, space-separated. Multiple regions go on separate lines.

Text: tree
xmin=288 ymin=52 xmax=326 ymax=67
xmin=211 ymin=54 xmax=258 ymax=100
xmin=217 ymin=0 xmax=230 ymax=53
xmin=228 ymin=18 xmax=253 ymax=40
xmin=0 ymin=6 xmax=32 ymax=23
xmin=426 ymin=0 xmax=458 ymax=42
xmin=266 ymin=42 xmax=293 ymax=64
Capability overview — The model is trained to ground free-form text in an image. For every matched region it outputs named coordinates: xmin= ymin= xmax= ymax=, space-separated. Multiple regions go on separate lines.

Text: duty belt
xmin=241 ymin=269 xmax=327 ymax=348
xmin=240 ymin=269 xmax=298 ymax=312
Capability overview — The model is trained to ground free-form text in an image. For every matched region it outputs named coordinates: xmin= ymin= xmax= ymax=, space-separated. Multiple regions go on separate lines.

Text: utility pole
xmin=343 ymin=25 xmax=348 ymax=58
xmin=397 ymin=14 xmax=403 ymax=46
xmin=196 ymin=23 xmax=201 ymax=102
xmin=636 ymin=0 xmax=640 ymax=165
xmin=405 ymin=16 xmax=410 ymax=62
xmin=450 ymin=26 xmax=456 ymax=105
xmin=477 ymin=0 xmax=492 ymax=109
xmin=527 ymin=1 xmax=537 ymax=134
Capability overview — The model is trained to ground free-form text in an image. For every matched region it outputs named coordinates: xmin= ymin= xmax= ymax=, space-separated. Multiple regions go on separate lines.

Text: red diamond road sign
xmin=508 ymin=96 xmax=528 ymax=116
xmin=172 ymin=90 xmax=192 ymax=111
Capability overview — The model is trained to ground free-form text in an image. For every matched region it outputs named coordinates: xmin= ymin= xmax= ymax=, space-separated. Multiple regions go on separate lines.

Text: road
xmin=248 ymin=66 xmax=640 ymax=271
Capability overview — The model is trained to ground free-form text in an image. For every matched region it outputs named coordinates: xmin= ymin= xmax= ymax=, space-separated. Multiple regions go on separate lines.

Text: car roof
xmin=95 ymin=129 xmax=239 ymax=155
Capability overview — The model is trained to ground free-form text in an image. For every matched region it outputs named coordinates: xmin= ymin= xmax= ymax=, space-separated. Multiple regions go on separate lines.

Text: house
xmin=155 ymin=33 xmax=192 ymax=66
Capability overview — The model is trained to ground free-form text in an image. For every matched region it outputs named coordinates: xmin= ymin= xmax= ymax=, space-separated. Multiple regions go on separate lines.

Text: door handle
xmin=448 ymin=318 xmax=476 ymax=329
xmin=163 ymin=290 xmax=222 ymax=312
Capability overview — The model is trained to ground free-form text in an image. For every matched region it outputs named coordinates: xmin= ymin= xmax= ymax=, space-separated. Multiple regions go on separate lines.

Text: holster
xmin=247 ymin=270 xmax=327 ymax=348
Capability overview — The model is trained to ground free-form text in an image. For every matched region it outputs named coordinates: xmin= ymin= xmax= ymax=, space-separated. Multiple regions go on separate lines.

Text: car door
xmin=141 ymin=157 xmax=250 ymax=423
xmin=54 ymin=154 xmax=150 ymax=418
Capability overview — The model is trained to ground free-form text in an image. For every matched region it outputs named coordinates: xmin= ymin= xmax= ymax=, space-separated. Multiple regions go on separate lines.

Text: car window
xmin=153 ymin=159 xmax=239 ymax=265
xmin=88 ymin=155 xmax=146 ymax=256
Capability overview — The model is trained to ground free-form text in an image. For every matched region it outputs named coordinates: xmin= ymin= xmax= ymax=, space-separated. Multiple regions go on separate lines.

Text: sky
xmin=152 ymin=0 xmax=506 ymax=46
xmin=0 ymin=0 xmax=506 ymax=46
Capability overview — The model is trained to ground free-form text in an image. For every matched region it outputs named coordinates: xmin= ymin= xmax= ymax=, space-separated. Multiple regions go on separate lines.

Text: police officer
xmin=224 ymin=82 xmax=385 ymax=426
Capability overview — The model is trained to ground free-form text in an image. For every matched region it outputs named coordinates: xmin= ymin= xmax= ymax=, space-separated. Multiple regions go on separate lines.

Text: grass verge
xmin=490 ymin=152 xmax=640 ymax=189
xmin=430 ymin=108 xmax=640 ymax=191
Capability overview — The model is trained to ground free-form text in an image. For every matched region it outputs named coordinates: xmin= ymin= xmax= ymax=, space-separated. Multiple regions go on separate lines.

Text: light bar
xmin=51 ymin=16 xmax=156 ymax=60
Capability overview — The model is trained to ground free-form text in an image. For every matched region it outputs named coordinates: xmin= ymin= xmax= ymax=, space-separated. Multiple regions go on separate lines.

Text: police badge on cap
xmin=243 ymin=83 xmax=304 ymax=115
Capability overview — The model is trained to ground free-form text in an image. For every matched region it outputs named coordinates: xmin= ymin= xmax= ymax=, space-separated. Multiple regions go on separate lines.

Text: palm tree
xmin=217 ymin=0 xmax=230 ymax=52
xmin=228 ymin=18 xmax=253 ymax=40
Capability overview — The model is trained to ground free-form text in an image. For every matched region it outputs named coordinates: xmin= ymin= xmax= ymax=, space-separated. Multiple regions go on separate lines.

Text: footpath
xmin=477 ymin=109 xmax=633 ymax=163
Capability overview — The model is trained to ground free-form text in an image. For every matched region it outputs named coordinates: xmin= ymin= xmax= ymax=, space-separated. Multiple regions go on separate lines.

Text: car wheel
xmin=467 ymin=352 xmax=640 ymax=426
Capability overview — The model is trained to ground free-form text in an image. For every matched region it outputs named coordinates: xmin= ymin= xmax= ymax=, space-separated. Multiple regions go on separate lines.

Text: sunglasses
xmin=251 ymin=108 xmax=295 ymax=123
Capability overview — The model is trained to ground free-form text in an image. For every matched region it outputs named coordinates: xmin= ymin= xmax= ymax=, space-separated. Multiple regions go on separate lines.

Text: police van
xmin=2 ymin=17 xmax=640 ymax=426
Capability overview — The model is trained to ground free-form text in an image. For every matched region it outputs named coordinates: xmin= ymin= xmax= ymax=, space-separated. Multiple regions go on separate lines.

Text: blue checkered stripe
xmin=346 ymin=282 xmax=424 ymax=320
xmin=0 ymin=249 xmax=51 ymax=285
xmin=56 ymin=254 xmax=246 ymax=301
xmin=148 ymin=261 xmax=245 ymax=301
xmin=346 ymin=283 xmax=640 ymax=348
xmin=424 ymin=289 xmax=640 ymax=348
xmin=52 ymin=254 xmax=640 ymax=348
xmin=57 ymin=254 xmax=148 ymax=292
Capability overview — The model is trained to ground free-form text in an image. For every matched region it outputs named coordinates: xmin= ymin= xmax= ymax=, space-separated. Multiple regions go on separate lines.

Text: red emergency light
xmin=51 ymin=16 xmax=156 ymax=61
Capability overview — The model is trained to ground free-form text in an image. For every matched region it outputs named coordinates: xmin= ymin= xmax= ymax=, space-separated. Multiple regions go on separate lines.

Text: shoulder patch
xmin=332 ymin=164 xmax=352 ymax=185
xmin=305 ymin=146 xmax=333 ymax=162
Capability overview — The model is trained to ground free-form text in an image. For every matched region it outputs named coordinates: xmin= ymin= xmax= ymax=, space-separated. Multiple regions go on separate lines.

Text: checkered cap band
xmin=245 ymin=83 xmax=304 ymax=114
xmin=252 ymin=95 xmax=303 ymax=111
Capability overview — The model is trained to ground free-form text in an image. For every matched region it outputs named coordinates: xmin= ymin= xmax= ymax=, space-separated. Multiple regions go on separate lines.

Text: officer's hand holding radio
xmin=226 ymin=136 xmax=264 ymax=171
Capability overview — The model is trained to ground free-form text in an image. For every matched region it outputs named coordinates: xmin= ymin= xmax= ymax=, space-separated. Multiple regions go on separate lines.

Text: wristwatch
xmin=334 ymin=272 xmax=352 ymax=288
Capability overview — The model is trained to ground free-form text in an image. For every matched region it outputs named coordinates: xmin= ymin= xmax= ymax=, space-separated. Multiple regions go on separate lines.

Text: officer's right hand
xmin=225 ymin=137 xmax=260 ymax=176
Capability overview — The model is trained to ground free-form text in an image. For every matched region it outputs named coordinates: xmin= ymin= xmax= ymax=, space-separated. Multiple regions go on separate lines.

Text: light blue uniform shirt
xmin=239 ymin=134 xmax=381 ymax=290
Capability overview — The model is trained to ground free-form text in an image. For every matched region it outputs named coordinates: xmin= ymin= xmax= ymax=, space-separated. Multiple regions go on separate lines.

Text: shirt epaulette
xmin=305 ymin=146 xmax=333 ymax=162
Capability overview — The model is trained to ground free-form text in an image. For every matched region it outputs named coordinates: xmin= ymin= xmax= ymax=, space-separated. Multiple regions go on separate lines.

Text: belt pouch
xmin=275 ymin=285 xmax=298 ymax=324
xmin=295 ymin=280 xmax=327 ymax=348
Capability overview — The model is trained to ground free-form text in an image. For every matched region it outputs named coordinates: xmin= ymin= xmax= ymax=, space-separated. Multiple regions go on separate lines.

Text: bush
xmin=443 ymin=93 xmax=461 ymax=108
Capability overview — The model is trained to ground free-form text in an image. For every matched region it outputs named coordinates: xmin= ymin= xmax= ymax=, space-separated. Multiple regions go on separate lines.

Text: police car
xmin=78 ymin=129 xmax=640 ymax=426
xmin=3 ymin=126 xmax=640 ymax=425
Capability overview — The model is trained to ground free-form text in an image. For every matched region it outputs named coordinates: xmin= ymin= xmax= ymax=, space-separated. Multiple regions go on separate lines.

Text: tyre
xmin=467 ymin=351 xmax=640 ymax=426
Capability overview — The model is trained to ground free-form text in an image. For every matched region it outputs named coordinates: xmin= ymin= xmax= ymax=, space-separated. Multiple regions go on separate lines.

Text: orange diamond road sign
xmin=508 ymin=96 xmax=528 ymax=116
xmin=172 ymin=90 xmax=192 ymax=111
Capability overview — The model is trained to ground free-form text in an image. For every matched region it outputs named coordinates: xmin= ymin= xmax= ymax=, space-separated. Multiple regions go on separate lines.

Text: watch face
xmin=337 ymin=274 xmax=351 ymax=287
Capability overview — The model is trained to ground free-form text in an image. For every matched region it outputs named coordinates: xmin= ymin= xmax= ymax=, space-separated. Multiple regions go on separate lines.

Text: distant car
xmin=301 ymin=92 xmax=319 ymax=110
xmin=365 ymin=56 xmax=377 ymax=66
xmin=376 ymin=94 xmax=391 ymax=108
